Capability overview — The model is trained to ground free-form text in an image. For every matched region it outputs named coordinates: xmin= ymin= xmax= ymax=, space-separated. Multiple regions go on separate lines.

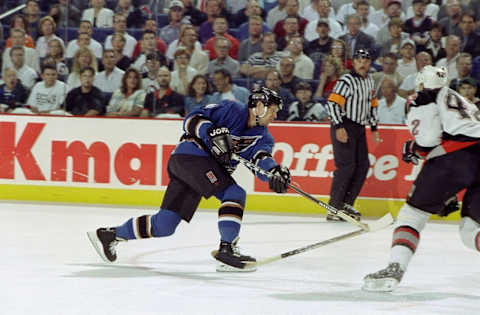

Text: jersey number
xmin=446 ymin=93 xmax=480 ymax=121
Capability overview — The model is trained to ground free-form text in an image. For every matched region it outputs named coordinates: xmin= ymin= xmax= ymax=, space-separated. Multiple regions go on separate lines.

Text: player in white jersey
xmin=363 ymin=65 xmax=480 ymax=292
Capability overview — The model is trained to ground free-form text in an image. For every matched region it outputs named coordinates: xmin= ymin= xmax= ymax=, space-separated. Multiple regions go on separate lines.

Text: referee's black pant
xmin=329 ymin=118 xmax=369 ymax=210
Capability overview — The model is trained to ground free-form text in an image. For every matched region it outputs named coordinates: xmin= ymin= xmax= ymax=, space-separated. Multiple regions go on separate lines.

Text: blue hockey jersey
xmin=174 ymin=99 xmax=277 ymax=182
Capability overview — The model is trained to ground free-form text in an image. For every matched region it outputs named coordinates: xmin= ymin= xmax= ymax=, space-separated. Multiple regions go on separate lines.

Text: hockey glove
xmin=439 ymin=195 xmax=460 ymax=217
xmin=208 ymin=126 xmax=233 ymax=165
xmin=268 ymin=165 xmax=291 ymax=193
xmin=402 ymin=140 xmax=421 ymax=165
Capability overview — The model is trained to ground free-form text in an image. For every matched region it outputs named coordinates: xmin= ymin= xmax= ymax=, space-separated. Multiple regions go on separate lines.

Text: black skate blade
xmin=210 ymin=250 xmax=246 ymax=269
xmin=87 ymin=231 xmax=113 ymax=263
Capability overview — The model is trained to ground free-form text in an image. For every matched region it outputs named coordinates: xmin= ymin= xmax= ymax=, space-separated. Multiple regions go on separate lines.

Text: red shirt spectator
xmin=203 ymin=33 xmax=239 ymax=60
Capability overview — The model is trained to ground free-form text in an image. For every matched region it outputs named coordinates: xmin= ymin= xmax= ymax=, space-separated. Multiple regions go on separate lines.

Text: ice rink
xmin=3 ymin=202 xmax=480 ymax=315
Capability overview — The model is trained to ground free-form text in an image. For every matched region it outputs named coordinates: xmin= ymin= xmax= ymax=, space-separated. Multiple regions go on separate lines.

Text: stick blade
xmin=366 ymin=213 xmax=395 ymax=232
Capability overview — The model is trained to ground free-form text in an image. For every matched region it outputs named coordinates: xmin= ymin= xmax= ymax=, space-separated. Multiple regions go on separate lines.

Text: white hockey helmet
xmin=415 ymin=65 xmax=448 ymax=91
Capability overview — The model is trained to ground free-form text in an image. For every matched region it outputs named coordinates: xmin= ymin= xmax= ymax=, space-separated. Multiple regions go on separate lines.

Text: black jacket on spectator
xmin=144 ymin=88 xmax=185 ymax=117
xmin=65 ymin=86 xmax=105 ymax=115
xmin=403 ymin=17 xmax=433 ymax=36
xmin=305 ymin=37 xmax=333 ymax=65
xmin=184 ymin=5 xmax=207 ymax=26
xmin=461 ymin=32 xmax=480 ymax=57
xmin=232 ymin=8 xmax=267 ymax=28
xmin=281 ymin=76 xmax=302 ymax=95
xmin=0 ymin=82 xmax=29 ymax=111
xmin=125 ymin=8 xmax=146 ymax=29
xmin=339 ymin=31 xmax=378 ymax=60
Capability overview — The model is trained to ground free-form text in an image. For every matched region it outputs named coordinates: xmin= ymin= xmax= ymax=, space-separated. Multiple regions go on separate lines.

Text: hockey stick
xmin=245 ymin=213 xmax=394 ymax=268
xmin=232 ymin=153 xmax=373 ymax=231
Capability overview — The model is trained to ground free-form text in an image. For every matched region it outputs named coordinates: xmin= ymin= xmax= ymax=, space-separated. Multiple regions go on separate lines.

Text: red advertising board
xmin=254 ymin=124 xmax=419 ymax=200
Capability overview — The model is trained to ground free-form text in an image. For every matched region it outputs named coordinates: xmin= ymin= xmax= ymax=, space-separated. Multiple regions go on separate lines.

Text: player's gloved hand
xmin=268 ymin=165 xmax=291 ymax=193
xmin=443 ymin=195 xmax=460 ymax=214
xmin=402 ymin=140 xmax=421 ymax=165
xmin=208 ymin=126 xmax=233 ymax=165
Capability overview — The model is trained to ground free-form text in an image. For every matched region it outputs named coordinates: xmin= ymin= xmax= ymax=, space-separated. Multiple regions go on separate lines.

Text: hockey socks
xmin=115 ymin=209 xmax=181 ymax=240
xmin=218 ymin=202 xmax=243 ymax=243
xmin=390 ymin=225 xmax=420 ymax=270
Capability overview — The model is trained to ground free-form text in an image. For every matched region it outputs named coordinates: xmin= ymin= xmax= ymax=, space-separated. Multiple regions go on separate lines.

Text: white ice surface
xmin=2 ymin=203 xmax=480 ymax=315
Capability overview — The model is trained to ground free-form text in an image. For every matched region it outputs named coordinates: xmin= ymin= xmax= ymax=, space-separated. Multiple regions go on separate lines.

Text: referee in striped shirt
xmin=326 ymin=49 xmax=382 ymax=221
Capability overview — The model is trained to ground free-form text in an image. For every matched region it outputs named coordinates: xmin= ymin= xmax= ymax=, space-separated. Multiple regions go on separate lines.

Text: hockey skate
xmin=87 ymin=228 xmax=124 ymax=263
xmin=327 ymin=204 xmax=361 ymax=222
xmin=212 ymin=238 xmax=257 ymax=272
xmin=362 ymin=263 xmax=405 ymax=292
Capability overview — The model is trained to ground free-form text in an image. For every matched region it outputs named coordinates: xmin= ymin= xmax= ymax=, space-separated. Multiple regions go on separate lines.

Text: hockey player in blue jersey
xmin=87 ymin=87 xmax=291 ymax=271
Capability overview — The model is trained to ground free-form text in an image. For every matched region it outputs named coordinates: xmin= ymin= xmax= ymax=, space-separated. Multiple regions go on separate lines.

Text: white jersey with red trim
xmin=406 ymin=87 xmax=480 ymax=157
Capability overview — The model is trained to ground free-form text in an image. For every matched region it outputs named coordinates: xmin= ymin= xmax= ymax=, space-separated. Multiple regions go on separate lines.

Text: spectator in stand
xmin=65 ymin=21 xmax=103 ymax=59
xmin=288 ymin=81 xmax=329 ymax=122
xmin=36 ymin=16 xmax=65 ymax=59
xmin=240 ymin=32 xmax=284 ymax=80
xmin=238 ymin=15 xmax=264 ymax=63
xmin=170 ymin=25 xmax=208 ymax=75
xmin=379 ymin=17 xmax=410 ymax=58
xmin=6 ymin=15 xmax=35 ymax=49
xmin=142 ymin=52 xmax=166 ymax=92
xmin=439 ymin=0 xmax=462 ymax=36
xmin=398 ymin=51 xmax=432 ymax=98
xmin=276 ymin=16 xmax=300 ymax=51
xmin=339 ymin=14 xmax=377 ymax=61
xmin=67 ymin=47 xmax=98 ymax=91
xmin=375 ymin=1 xmax=405 ymax=47
xmin=405 ymin=0 xmax=439 ymax=21
xmin=330 ymin=39 xmax=352 ymax=70
xmin=104 ymin=14 xmax=138 ymax=58
xmin=264 ymin=69 xmax=295 ymax=120
xmin=420 ymin=21 xmax=446 ymax=64
xmin=396 ymin=39 xmax=417 ymax=79
xmin=284 ymin=36 xmax=314 ymax=80
xmin=159 ymin=1 xmax=188 ymax=45
xmin=273 ymin=0 xmax=308 ymax=38
xmin=111 ymin=33 xmax=132 ymax=71
xmin=278 ymin=55 xmax=301 ymax=93
xmin=27 ymin=64 xmax=68 ymax=114
xmin=304 ymin=0 xmax=343 ymax=42
xmin=266 ymin=0 xmax=287 ymax=29
xmin=305 ymin=19 xmax=334 ymax=67
xmin=208 ymin=36 xmax=240 ymax=78
xmin=45 ymin=38 xmax=69 ymax=80
xmin=94 ymin=49 xmax=125 ymax=93
xmin=457 ymin=77 xmax=480 ymax=108
xmin=355 ymin=0 xmax=379 ymax=38
xmin=302 ymin=0 xmax=336 ymax=23
xmin=372 ymin=52 xmax=404 ymax=98
xmin=0 ymin=68 xmax=29 ymax=112
xmin=449 ymin=52 xmax=474 ymax=91
xmin=107 ymin=68 xmax=145 ymax=116
xmin=314 ymin=55 xmax=343 ymax=99
xmin=232 ymin=0 xmax=266 ymax=29
xmin=182 ymin=0 xmax=208 ymax=26
xmin=198 ymin=0 xmax=222 ymax=43
xmin=65 ymin=66 xmax=105 ymax=116
xmin=82 ymin=0 xmax=115 ymax=28
xmin=370 ymin=0 xmax=404 ymax=29
xmin=211 ymin=68 xmax=249 ymax=103
xmin=141 ymin=66 xmax=185 ymax=117
xmin=404 ymin=0 xmax=433 ymax=48
xmin=132 ymin=30 xmax=158 ymax=74
xmin=8 ymin=46 xmax=38 ymax=90
xmin=377 ymin=77 xmax=406 ymax=124
xmin=115 ymin=0 xmax=145 ymax=28
xmin=131 ymin=18 xmax=167 ymax=59
xmin=170 ymin=47 xmax=198 ymax=95
xmin=458 ymin=12 xmax=480 ymax=57
xmin=436 ymin=34 xmax=461 ymax=81
xmin=184 ymin=74 xmax=213 ymax=113
xmin=336 ymin=0 xmax=375 ymax=26
xmin=2 ymin=28 xmax=40 ymax=74
xmin=48 ymin=0 xmax=81 ymax=27
xmin=235 ymin=1 xmax=270 ymax=41
xmin=23 ymin=0 xmax=42 ymax=39
xmin=203 ymin=16 xmax=239 ymax=60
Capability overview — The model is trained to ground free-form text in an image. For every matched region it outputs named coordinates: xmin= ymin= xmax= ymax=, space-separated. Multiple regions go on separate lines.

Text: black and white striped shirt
xmin=326 ymin=71 xmax=379 ymax=130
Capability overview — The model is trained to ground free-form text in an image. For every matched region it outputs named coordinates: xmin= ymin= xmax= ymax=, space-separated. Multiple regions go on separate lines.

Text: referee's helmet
xmin=248 ymin=87 xmax=283 ymax=110
xmin=353 ymin=49 xmax=371 ymax=60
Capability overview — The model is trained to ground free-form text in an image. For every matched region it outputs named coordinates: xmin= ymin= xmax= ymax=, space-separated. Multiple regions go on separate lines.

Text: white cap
xmin=415 ymin=65 xmax=448 ymax=90
xmin=169 ymin=0 xmax=184 ymax=9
